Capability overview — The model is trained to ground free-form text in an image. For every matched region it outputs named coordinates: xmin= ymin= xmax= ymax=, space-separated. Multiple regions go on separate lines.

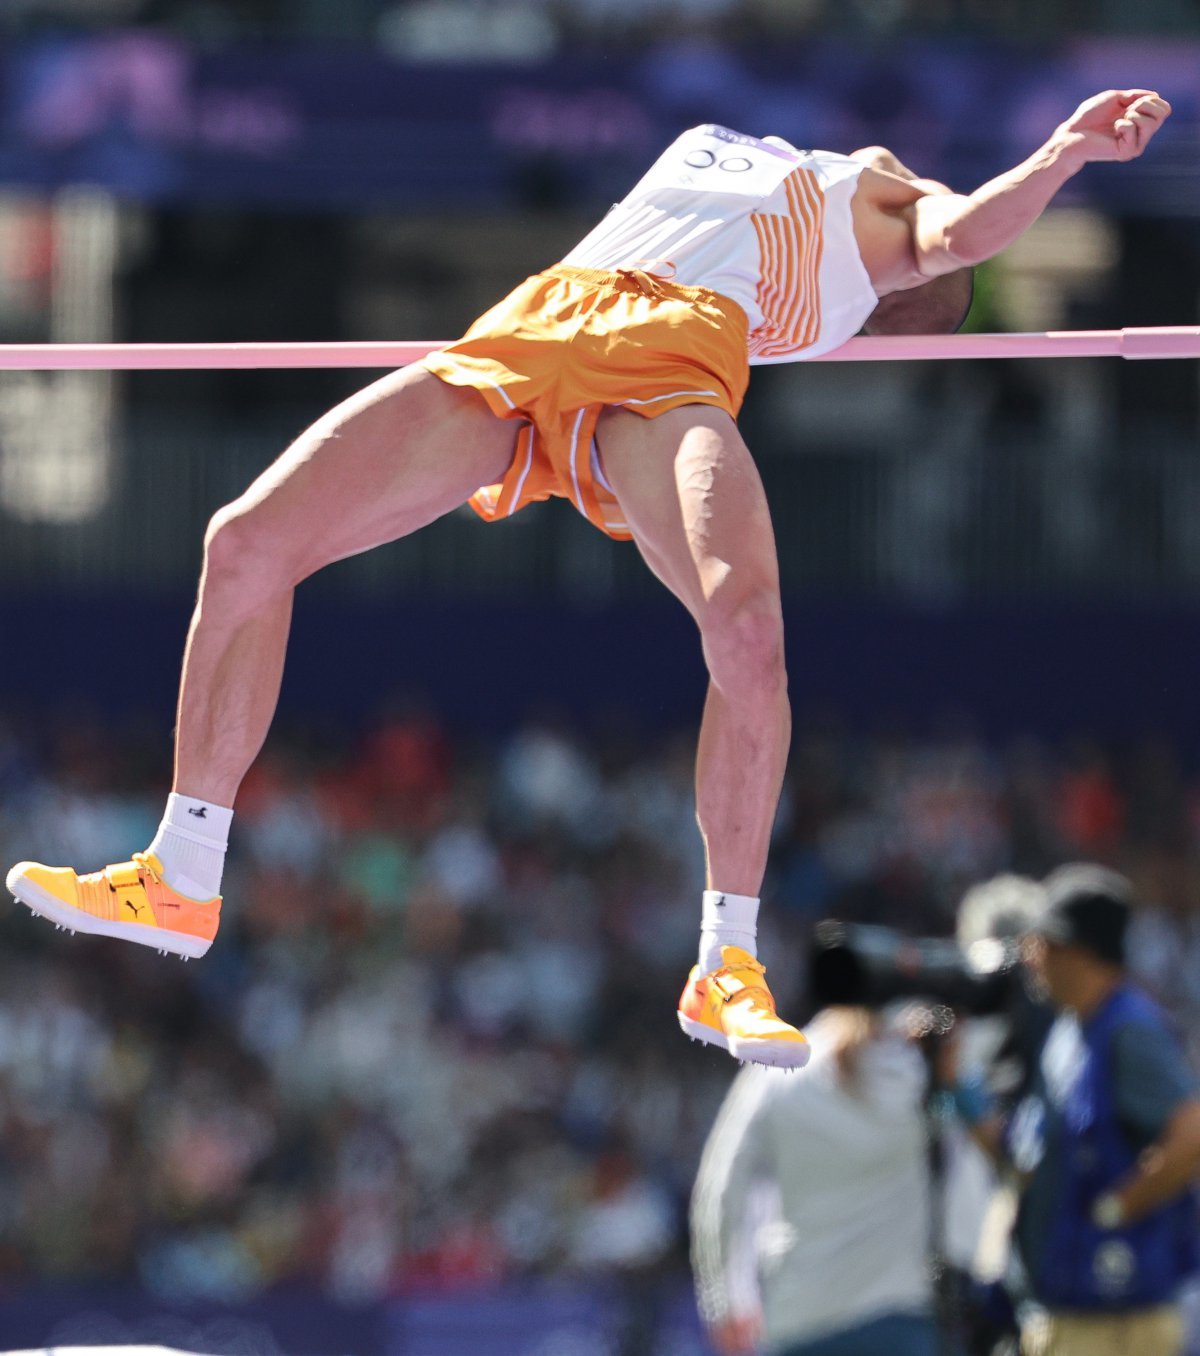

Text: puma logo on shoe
xmin=122 ymin=898 xmax=145 ymax=918
xmin=187 ymin=807 xmax=208 ymax=818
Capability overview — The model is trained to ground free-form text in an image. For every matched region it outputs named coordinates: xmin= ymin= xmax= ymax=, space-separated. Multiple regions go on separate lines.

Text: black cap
xmin=1032 ymin=864 xmax=1132 ymax=966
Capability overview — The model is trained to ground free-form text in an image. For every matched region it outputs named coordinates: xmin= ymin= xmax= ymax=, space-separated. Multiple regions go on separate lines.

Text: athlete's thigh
xmin=223 ymin=364 xmax=518 ymax=577
xmin=594 ymin=404 xmax=781 ymax=619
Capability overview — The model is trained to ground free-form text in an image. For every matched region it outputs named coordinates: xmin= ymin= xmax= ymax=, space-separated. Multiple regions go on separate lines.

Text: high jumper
xmin=7 ymin=88 xmax=1170 ymax=1069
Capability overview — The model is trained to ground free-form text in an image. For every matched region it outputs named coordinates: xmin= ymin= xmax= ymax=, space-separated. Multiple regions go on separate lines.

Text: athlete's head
xmin=863 ymin=267 xmax=974 ymax=336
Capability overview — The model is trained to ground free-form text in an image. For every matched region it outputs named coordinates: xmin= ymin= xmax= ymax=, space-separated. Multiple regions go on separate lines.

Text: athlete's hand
xmin=1058 ymin=89 xmax=1171 ymax=164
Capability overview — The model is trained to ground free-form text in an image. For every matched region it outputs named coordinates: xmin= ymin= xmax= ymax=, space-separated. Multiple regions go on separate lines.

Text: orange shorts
xmin=420 ymin=264 xmax=749 ymax=541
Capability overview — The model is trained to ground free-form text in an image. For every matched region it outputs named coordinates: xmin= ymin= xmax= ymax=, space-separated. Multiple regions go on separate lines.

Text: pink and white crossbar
xmin=0 ymin=327 xmax=1197 ymax=370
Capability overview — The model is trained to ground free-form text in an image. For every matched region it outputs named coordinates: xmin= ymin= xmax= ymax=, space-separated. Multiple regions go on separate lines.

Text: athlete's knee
xmin=201 ymin=503 xmax=292 ymax=614
xmin=700 ymin=590 xmax=787 ymax=697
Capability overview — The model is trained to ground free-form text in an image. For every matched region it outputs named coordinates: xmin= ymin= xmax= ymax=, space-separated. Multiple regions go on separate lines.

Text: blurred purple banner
xmin=0 ymin=1282 xmax=709 ymax=1354
xmin=0 ymin=1285 xmax=387 ymax=1354
xmin=393 ymin=1285 xmax=710 ymax=1356
xmin=0 ymin=34 xmax=1196 ymax=212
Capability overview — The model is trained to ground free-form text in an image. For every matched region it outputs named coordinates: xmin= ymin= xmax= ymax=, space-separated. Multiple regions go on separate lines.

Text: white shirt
xmin=691 ymin=1013 xmax=933 ymax=1349
xmin=562 ymin=124 xmax=879 ymax=364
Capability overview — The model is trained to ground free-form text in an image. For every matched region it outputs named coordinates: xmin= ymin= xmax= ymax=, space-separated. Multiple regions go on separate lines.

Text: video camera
xmin=808 ymin=920 xmax=1020 ymax=1016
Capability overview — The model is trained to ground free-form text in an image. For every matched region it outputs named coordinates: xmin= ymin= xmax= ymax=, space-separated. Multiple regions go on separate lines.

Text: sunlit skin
xmin=851 ymin=90 xmax=1172 ymax=292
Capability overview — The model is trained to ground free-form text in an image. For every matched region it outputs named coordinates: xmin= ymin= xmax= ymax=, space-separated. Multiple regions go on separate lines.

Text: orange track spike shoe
xmin=678 ymin=945 xmax=810 ymax=1069
xmin=6 ymin=852 xmax=219 ymax=959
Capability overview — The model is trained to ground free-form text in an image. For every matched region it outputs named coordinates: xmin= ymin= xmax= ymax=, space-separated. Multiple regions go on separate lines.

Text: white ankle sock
xmin=146 ymin=793 xmax=233 ymax=900
xmin=698 ymin=889 xmax=759 ymax=974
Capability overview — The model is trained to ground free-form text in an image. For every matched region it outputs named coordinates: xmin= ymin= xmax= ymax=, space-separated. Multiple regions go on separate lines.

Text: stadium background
xmin=1 ymin=1 xmax=1200 ymax=1352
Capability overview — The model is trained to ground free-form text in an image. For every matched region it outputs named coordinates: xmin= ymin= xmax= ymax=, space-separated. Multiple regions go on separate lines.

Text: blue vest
xmin=1019 ymin=984 xmax=1199 ymax=1309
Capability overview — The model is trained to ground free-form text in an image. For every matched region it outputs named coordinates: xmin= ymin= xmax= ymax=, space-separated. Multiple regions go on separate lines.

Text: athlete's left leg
xmin=595 ymin=403 xmax=807 ymax=1068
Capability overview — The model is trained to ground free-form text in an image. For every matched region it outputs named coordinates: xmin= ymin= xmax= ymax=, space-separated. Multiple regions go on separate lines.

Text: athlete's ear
xmin=862 ymin=269 xmax=974 ymax=336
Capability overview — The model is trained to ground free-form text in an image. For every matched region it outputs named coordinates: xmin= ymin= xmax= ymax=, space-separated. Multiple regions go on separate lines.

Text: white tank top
xmin=562 ymin=125 xmax=879 ymax=364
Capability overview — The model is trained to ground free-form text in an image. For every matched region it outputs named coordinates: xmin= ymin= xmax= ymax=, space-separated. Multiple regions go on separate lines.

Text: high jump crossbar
xmin=0 ymin=327 xmax=1197 ymax=370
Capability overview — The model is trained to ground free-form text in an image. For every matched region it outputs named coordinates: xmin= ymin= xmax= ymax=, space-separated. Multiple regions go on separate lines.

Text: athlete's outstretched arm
xmin=912 ymin=89 xmax=1171 ymax=277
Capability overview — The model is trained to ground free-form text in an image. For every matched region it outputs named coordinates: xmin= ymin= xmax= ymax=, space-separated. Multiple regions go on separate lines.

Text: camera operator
xmin=943 ymin=864 xmax=1200 ymax=1356
xmin=691 ymin=1005 xmax=938 ymax=1356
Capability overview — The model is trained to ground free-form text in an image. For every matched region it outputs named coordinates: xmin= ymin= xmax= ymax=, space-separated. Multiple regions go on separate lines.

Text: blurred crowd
xmin=0 ymin=704 xmax=1198 ymax=1303
xmin=2 ymin=0 xmax=1196 ymax=51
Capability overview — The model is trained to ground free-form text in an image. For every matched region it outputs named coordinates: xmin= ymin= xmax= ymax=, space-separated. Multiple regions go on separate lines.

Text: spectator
xmin=2 ymin=709 xmax=1200 ymax=1307
xmin=691 ymin=1005 xmax=937 ymax=1356
xmin=947 ymin=866 xmax=1200 ymax=1356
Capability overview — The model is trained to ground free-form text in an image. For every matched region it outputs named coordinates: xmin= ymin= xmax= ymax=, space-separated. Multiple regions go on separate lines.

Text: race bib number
xmin=632 ymin=125 xmax=801 ymax=201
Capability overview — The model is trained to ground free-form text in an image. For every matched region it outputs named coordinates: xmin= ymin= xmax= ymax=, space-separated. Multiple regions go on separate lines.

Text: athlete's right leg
xmin=175 ymin=365 xmax=517 ymax=807
xmin=7 ymin=366 xmax=518 ymax=955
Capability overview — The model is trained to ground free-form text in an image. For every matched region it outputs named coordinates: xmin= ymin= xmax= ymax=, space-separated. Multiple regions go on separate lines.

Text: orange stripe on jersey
xmin=773 ymin=177 xmax=808 ymax=344
xmin=763 ymin=169 xmax=822 ymax=355
xmin=787 ymin=170 xmax=823 ymax=347
xmin=766 ymin=212 xmax=796 ymax=343
xmin=751 ymin=217 xmax=788 ymax=360
xmin=748 ymin=167 xmax=826 ymax=359
xmin=798 ymin=172 xmax=825 ymax=344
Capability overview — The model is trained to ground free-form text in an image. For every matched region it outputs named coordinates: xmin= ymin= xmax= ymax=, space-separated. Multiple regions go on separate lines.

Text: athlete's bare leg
xmin=174 ymin=366 xmax=518 ymax=806
xmin=595 ymin=405 xmax=789 ymax=896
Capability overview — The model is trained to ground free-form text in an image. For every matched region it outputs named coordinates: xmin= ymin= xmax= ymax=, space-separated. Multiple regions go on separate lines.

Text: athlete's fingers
xmin=1125 ymin=105 xmax=1165 ymax=156
xmin=1129 ymin=95 xmax=1170 ymax=124
xmin=1114 ymin=116 xmax=1137 ymax=156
